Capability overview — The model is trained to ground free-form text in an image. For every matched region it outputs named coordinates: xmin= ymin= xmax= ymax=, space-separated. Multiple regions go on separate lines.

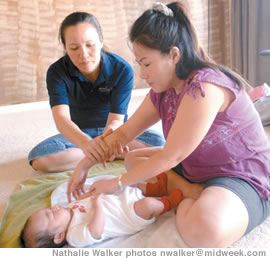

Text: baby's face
xmin=29 ymin=205 xmax=72 ymax=236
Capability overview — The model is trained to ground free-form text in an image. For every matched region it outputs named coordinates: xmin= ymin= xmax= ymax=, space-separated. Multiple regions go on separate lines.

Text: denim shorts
xmin=28 ymin=128 xmax=165 ymax=163
xmin=172 ymin=163 xmax=270 ymax=235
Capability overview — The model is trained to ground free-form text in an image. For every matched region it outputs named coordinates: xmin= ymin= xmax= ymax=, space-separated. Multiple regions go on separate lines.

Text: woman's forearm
xmin=55 ymin=116 xmax=91 ymax=148
xmin=77 ymin=156 xmax=97 ymax=171
xmin=104 ymin=112 xmax=125 ymax=133
xmin=121 ymin=149 xmax=180 ymax=187
xmin=102 ymin=94 xmax=161 ymax=149
xmin=103 ymin=125 xmax=131 ymax=149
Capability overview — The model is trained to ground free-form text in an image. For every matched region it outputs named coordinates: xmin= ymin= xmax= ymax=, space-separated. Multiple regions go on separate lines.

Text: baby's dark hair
xmin=19 ymin=216 xmax=67 ymax=248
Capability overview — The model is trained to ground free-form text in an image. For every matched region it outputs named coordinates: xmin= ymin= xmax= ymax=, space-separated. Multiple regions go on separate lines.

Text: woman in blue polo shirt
xmin=28 ymin=12 xmax=165 ymax=172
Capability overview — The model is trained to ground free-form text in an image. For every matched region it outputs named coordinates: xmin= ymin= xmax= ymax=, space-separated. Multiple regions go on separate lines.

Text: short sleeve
xmin=109 ymin=64 xmax=134 ymax=115
xmin=149 ymin=89 xmax=163 ymax=112
xmin=184 ymin=68 xmax=239 ymax=100
xmin=185 ymin=72 xmax=206 ymax=100
xmin=46 ymin=62 xmax=69 ymax=108
xmin=67 ymin=224 xmax=103 ymax=248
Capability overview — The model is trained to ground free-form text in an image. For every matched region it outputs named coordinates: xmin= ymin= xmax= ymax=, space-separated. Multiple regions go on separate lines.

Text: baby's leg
xmin=125 ymin=148 xmax=203 ymax=200
xmin=134 ymin=189 xmax=182 ymax=220
xmin=134 ymin=197 xmax=164 ymax=220
xmin=135 ymin=172 xmax=168 ymax=197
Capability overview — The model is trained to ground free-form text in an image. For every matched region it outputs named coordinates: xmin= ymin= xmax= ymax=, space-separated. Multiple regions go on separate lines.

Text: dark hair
xmin=129 ymin=2 xmax=250 ymax=90
xmin=59 ymin=12 xmax=103 ymax=47
xmin=20 ymin=217 xmax=67 ymax=248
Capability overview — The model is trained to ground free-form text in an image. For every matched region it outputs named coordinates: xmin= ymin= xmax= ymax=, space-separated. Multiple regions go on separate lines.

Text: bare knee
xmin=31 ymin=157 xmax=52 ymax=172
xmin=31 ymin=148 xmax=84 ymax=172
xmin=124 ymin=150 xmax=139 ymax=170
xmin=176 ymin=202 xmax=228 ymax=247
xmin=176 ymin=187 xmax=249 ymax=248
xmin=134 ymin=197 xmax=163 ymax=219
xmin=134 ymin=198 xmax=153 ymax=219
xmin=182 ymin=219 xmax=223 ymax=247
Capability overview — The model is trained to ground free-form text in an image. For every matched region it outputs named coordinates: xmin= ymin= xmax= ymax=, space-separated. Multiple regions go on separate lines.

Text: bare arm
xmin=52 ymin=106 xmax=125 ymax=144
xmin=78 ymin=94 xmax=161 ymax=164
xmin=102 ymin=94 xmax=161 ymax=151
xmin=104 ymin=112 xmax=125 ymax=133
xmin=67 ymin=157 xmax=97 ymax=202
xmin=120 ymin=83 xmax=226 ymax=186
xmin=88 ymin=83 xmax=228 ymax=195
xmin=87 ymin=194 xmax=104 ymax=240
xmin=52 ymin=105 xmax=118 ymax=161
xmin=52 ymin=105 xmax=91 ymax=148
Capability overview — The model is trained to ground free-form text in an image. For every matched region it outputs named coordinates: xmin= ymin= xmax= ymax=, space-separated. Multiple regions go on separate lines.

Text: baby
xmin=20 ymin=173 xmax=182 ymax=248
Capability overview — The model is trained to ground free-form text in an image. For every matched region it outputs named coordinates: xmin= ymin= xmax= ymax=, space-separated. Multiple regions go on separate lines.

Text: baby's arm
xmin=87 ymin=194 xmax=104 ymax=240
xmin=67 ymin=157 xmax=97 ymax=202
xmin=77 ymin=156 xmax=96 ymax=173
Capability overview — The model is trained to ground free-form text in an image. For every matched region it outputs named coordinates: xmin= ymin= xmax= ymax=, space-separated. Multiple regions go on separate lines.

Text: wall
xmin=0 ymin=0 xmax=230 ymax=105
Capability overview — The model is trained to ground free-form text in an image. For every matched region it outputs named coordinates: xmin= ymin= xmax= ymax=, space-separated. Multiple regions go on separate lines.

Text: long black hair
xmin=129 ymin=2 xmax=250 ymax=90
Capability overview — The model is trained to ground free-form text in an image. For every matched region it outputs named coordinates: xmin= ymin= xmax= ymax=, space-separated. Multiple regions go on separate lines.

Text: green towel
xmin=0 ymin=161 xmax=125 ymax=248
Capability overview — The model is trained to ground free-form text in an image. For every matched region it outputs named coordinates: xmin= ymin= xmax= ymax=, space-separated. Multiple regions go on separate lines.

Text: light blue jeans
xmin=28 ymin=128 xmax=165 ymax=164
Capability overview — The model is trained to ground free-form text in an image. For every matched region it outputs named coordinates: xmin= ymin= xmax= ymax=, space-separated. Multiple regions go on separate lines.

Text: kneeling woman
xmin=28 ymin=11 xmax=165 ymax=173
xmin=68 ymin=2 xmax=270 ymax=248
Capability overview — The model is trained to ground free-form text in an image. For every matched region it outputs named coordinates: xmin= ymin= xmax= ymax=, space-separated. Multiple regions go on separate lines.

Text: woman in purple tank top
xmin=68 ymin=2 xmax=270 ymax=248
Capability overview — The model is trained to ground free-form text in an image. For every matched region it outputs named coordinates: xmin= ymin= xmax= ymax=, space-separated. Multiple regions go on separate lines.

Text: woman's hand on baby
xmin=89 ymin=178 xmax=119 ymax=195
xmin=77 ymin=178 xmax=119 ymax=199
